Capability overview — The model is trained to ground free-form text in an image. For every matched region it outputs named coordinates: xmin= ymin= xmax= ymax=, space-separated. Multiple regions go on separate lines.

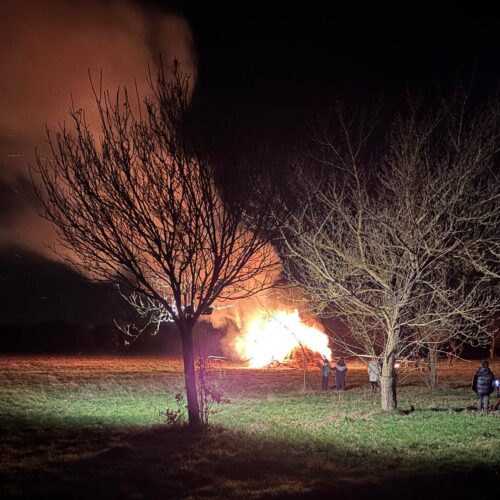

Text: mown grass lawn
xmin=0 ymin=356 xmax=499 ymax=499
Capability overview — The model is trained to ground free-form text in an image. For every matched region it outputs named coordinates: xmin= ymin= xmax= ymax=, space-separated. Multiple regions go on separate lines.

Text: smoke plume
xmin=0 ymin=0 xmax=196 ymax=255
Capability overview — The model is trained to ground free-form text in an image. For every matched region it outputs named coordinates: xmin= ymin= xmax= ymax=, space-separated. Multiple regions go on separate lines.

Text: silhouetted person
xmin=320 ymin=358 xmax=332 ymax=390
xmin=472 ymin=360 xmax=495 ymax=412
xmin=334 ymin=357 xmax=348 ymax=390
xmin=392 ymin=362 xmax=399 ymax=406
xmin=493 ymin=381 xmax=500 ymax=411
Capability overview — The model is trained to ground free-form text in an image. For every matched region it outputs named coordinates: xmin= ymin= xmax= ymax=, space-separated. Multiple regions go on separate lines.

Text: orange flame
xmin=234 ymin=309 xmax=331 ymax=368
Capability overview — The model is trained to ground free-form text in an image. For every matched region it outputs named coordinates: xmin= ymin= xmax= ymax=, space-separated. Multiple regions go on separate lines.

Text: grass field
xmin=0 ymin=356 xmax=499 ymax=499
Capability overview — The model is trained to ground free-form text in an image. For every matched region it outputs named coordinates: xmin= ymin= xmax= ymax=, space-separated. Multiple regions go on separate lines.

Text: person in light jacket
xmin=368 ymin=359 xmax=379 ymax=390
xmin=334 ymin=357 xmax=348 ymax=390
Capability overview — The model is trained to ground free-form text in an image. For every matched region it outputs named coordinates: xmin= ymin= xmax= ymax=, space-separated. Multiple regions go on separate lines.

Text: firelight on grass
xmin=234 ymin=309 xmax=331 ymax=368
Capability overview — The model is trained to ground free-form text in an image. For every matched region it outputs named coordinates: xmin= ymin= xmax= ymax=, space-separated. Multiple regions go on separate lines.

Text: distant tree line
xmin=0 ymin=321 xmax=223 ymax=355
xmin=0 ymin=322 xmax=120 ymax=354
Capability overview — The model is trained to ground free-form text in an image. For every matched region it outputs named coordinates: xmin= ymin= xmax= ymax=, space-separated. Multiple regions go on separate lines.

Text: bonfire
xmin=234 ymin=309 xmax=332 ymax=368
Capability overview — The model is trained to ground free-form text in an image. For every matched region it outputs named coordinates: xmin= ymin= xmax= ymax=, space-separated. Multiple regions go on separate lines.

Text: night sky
xmin=1 ymin=2 xmax=499 ymax=327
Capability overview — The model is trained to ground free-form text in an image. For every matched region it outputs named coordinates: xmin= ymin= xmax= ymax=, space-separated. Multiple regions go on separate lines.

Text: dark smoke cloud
xmin=0 ymin=0 xmax=196 ymax=255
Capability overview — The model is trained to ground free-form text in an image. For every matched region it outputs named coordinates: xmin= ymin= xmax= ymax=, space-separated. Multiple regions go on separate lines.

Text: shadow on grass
xmin=429 ymin=406 xmax=477 ymax=412
xmin=0 ymin=419 xmax=498 ymax=499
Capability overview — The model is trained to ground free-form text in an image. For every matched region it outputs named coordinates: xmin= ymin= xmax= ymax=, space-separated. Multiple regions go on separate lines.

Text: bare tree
xmin=277 ymin=93 xmax=500 ymax=410
xmin=31 ymin=62 xmax=278 ymax=427
xmin=490 ymin=319 xmax=500 ymax=358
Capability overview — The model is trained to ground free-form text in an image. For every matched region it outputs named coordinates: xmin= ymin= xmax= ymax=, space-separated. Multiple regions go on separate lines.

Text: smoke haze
xmin=0 ymin=0 xmax=195 ymax=254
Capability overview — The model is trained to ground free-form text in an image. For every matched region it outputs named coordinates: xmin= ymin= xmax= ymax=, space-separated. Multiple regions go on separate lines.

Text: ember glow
xmin=234 ymin=309 xmax=331 ymax=368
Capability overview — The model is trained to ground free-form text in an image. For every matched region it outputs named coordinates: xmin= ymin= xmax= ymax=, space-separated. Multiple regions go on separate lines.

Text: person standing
xmin=334 ymin=357 xmax=348 ymax=390
xmin=320 ymin=358 xmax=332 ymax=390
xmin=472 ymin=360 xmax=495 ymax=412
xmin=368 ymin=359 xmax=379 ymax=390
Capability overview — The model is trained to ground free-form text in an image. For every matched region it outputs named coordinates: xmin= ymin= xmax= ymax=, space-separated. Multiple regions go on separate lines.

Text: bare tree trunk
xmin=180 ymin=325 xmax=201 ymax=428
xmin=491 ymin=333 xmax=497 ymax=359
xmin=381 ymin=330 xmax=398 ymax=411
xmin=428 ymin=346 xmax=438 ymax=391
xmin=380 ymin=354 xmax=397 ymax=411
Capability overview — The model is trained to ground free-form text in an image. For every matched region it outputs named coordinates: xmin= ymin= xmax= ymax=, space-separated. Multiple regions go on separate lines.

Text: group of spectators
xmin=320 ymin=357 xmax=348 ymax=390
xmin=320 ymin=357 xmax=380 ymax=392
xmin=320 ymin=357 xmax=500 ymax=412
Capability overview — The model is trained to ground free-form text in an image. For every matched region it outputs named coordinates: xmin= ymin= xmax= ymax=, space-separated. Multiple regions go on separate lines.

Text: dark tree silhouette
xmin=31 ymin=62 xmax=278 ymax=427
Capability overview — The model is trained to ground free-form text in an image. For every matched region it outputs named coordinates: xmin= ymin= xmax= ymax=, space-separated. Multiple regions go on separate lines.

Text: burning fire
xmin=234 ymin=309 xmax=331 ymax=368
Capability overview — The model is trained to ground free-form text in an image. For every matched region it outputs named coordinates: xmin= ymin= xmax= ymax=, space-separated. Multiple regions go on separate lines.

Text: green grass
xmin=0 ymin=356 xmax=499 ymax=498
